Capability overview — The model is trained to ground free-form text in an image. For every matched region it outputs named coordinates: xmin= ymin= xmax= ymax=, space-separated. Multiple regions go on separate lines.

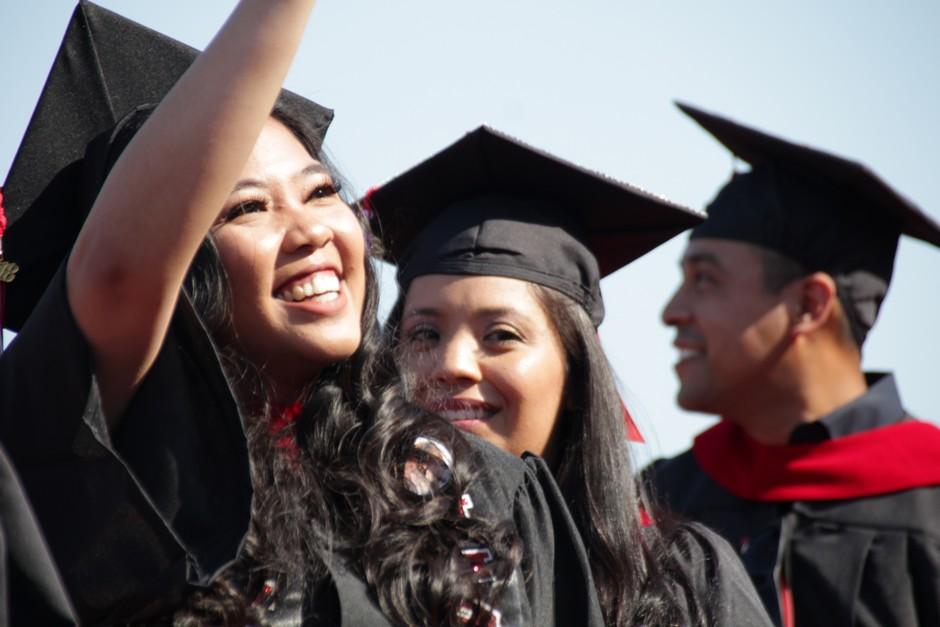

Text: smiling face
xmin=211 ymin=118 xmax=366 ymax=398
xmin=398 ymin=274 xmax=568 ymax=460
xmin=661 ymin=238 xmax=794 ymax=415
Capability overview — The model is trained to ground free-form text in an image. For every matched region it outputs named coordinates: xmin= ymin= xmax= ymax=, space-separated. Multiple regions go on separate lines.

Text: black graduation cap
xmin=366 ymin=125 xmax=703 ymax=326
xmin=678 ymin=102 xmax=940 ymax=347
xmin=0 ymin=0 xmax=333 ymax=331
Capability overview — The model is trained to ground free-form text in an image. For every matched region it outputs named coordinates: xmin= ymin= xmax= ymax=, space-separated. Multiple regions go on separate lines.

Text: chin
xmin=312 ymin=335 xmax=363 ymax=365
xmin=676 ymin=386 xmax=717 ymax=415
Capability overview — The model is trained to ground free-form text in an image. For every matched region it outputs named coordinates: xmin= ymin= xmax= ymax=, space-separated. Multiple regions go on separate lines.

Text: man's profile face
xmin=662 ymin=238 xmax=795 ymax=415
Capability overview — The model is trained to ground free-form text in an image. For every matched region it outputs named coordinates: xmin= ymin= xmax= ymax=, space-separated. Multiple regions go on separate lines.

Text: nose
xmin=661 ymin=287 xmax=690 ymax=328
xmin=282 ymin=206 xmax=333 ymax=254
xmin=432 ymin=333 xmax=482 ymax=386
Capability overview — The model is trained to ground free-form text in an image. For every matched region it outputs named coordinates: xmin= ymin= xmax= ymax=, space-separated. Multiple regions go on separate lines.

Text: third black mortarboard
xmin=679 ymin=102 xmax=940 ymax=346
xmin=1 ymin=1 xmax=333 ymax=331
xmin=366 ymin=125 xmax=703 ymax=326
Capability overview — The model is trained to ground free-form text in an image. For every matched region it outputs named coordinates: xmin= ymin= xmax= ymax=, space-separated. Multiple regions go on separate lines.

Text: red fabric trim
xmin=779 ymin=566 xmax=795 ymax=627
xmin=269 ymin=401 xmax=303 ymax=457
xmin=0 ymin=187 xmax=6 ymax=338
xmin=0 ymin=187 xmax=7 ymax=239
xmin=360 ymin=186 xmax=379 ymax=217
xmin=692 ymin=419 xmax=940 ymax=501
xmin=622 ymin=398 xmax=644 ymax=443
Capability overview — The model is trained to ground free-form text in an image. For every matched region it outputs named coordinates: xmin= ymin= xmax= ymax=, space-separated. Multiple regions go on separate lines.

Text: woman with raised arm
xmin=0 ymin=2 xmax=602 ymax=624
xmin=372 ymin=127 xmax=774 ymax=626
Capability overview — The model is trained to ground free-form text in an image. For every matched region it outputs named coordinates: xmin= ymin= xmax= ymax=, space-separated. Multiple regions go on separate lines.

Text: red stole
xmin=693 ymin=419 xmax=940 ymax=501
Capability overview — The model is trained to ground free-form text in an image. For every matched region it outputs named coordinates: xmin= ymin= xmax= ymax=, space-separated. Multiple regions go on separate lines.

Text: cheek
xmin=332 ymin=216 xmax=368 ymax=301
xmin=401 ymin=349 xmax=435 ymax=379
xmin=501 ymin=349 xmax=566 ymax=422
xmin=214 ymin=231 xmax=278 ymax=312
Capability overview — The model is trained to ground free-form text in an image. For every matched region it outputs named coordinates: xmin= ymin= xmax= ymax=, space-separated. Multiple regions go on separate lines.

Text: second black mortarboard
xmin=678 ymin=102 xmax=940 ymax=347
xmin=365 ymin=125 xmax=703 ymax=326
xmin=1 ymin=1 xmax=333 ymax=331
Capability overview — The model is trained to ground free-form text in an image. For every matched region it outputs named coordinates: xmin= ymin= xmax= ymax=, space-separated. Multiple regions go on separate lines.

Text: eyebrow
xmin=403 ymin=305 xmax=521 ymax=321
xmin=403 ymin=307 xmax=441 ymax=319
xmin=230 ymin=163 xmax=330 ymax=194
xmin=681 ymin=251 xmax=725 ymax=269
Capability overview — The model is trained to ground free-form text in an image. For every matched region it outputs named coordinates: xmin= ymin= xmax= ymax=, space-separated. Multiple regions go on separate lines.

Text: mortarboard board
xmin=677 ymin=102 xmax=940 ymax=346
xmin=0 ymin=0 xmax=333 ymax=332
xmin=366 ymin=125 xmax=703 ymax=327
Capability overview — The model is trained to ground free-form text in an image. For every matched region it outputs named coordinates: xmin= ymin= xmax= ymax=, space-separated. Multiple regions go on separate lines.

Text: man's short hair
xmin=759 ymin=247 xmax=807 ymax=293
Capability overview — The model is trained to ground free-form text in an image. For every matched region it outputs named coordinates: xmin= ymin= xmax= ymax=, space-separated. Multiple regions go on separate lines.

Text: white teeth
xmin=679 ymin=348 xmax=703 ymax=360
xmin=279 ymin=271 xmax=341 ymax=302
xmin=438 ymin=407 xmax=492 ymax=422
xmin=310 ymin=272 xmax=340 ymax=295
xmin=311 ymin=291 xmax=339 ymax=303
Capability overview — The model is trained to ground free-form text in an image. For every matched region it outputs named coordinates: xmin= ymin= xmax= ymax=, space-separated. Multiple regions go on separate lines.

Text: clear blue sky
xmin=3 ymin=1 xmax=939 ymax=467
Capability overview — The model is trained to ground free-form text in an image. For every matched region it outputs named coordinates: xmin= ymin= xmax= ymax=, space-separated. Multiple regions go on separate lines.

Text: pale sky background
xmin=3 ymin=1 xmax=938 ymax=468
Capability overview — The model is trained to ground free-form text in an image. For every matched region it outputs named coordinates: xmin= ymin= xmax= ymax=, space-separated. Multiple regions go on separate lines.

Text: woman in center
xmin=370 ymin=127 xmax=772 ymax=626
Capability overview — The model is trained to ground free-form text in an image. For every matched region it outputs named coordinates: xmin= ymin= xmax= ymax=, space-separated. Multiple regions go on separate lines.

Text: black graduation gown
xmin=647 ymin=374 xmax=940 ymax=627
xmin=0 ymin=441 xmax=77 ymax=626
xmin=0 ymin=266 xmax=603 ymax=625
xmin=661 ymin=522 xmax=774 ymax=626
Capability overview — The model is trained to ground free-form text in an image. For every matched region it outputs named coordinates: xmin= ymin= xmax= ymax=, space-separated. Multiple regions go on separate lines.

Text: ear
xmin=791 ymin=272 xmax=838 ymax=337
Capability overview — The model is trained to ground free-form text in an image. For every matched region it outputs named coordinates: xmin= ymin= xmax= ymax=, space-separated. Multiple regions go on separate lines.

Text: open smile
xmin=673 ymin=339 xmax=707 ymax=372
xmin=426 ymin=398 xmax=498 ymax=425
xmin=276 ymin=269 xmax=342 ymax=303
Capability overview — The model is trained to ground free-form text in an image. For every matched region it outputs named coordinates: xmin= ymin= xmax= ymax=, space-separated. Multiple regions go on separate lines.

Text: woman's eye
xmin=307 ymin=181 xmax=342 ymax=201
xmin=222 ymin=199 xmax=266 ymax=222
xmin=486 ymin=328 xmax=522 ymax=344
xmin=406 ymin=326 xmax=439 ymax=348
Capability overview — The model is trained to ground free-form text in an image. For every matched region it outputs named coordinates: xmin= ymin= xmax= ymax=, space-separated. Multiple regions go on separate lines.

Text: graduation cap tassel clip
xmin=0 ymin=187 xmax=19 ymax=352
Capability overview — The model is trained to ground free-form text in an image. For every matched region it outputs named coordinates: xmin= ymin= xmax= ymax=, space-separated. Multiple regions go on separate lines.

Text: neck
xmin=723 ymin=342 xmax=867 ymax=445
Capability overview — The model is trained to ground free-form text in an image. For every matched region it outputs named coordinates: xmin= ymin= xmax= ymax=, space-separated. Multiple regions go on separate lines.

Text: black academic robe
xmin=0 ymin=441 xmax=77 ymax=626
xmin=647 ymin=374 xmax=940 ymax=627
xmin=658 ymin=521 xmax=774 ymax=626
xmin=0 ymin=267 xmax=603 ymax=625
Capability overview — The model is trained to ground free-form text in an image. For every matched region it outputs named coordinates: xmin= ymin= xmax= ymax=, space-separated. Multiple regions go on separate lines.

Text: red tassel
xmin=621 ymin=398 xmax=644 ymax=443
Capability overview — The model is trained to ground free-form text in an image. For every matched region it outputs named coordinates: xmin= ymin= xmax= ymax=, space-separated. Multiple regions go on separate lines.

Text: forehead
xmin=239 ymin=117 xmax=319 ymax=179
xmin=404 ymin=274 xmax=547 ymax=316
xmin=682 ymin=238 xmax=766 ymax=268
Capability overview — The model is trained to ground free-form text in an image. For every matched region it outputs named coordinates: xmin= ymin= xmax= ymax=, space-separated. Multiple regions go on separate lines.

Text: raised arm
xmin=67 ymin=0 xmax=317 ymax=422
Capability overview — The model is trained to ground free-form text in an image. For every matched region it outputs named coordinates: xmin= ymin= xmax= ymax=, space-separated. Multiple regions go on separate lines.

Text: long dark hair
xmin=159 ymin=104 xmax=521 ymax=625
xmin=528 ymin=285 xmax=710 ymax=626
xmin=387 ymin=280 xmax=707 ymax=626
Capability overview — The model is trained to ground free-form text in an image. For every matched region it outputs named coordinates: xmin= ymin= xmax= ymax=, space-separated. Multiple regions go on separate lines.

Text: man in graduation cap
xmin=647 ymin=104 xmax=940 ymax=627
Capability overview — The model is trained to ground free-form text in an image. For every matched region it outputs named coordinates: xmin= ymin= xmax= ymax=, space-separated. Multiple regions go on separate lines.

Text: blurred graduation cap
xmin=366 ymin=125 xmax=703 ymax=327
xmin=678 ymin=102 xmax=940 ymax=347
xmin=0 ymin=0 xmax=333 ymax=331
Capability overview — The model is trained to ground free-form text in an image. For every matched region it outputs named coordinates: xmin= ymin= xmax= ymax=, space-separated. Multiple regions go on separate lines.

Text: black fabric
xmin=0 ymin=266 xmax=604 ymax=625
xmin=366 ymin=125 xmax=702 ymax=326
xmin=1 ymin=0 xmax=333 ymax=332
xmin=788 ymin=373 xmax=902 ymax=443
xmin=0 ymin=266 xmax=249 ymax=623
xmin=0 ymin=442 xmax=77 ymax=626
xmin=663 ymin=522 xmax=774 ymax=626
xmin=678 ymin=102 xmax=940 ymax=346
xmin=647 ymin=374 xmax=940 ymax=627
